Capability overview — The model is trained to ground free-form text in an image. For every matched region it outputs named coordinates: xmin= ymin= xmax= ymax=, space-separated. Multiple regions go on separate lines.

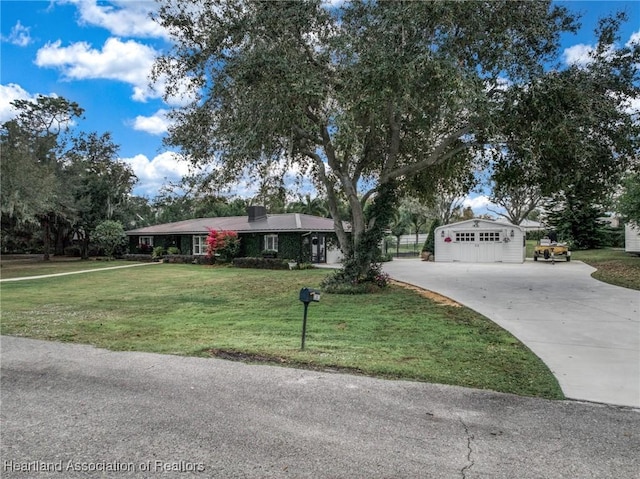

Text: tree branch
xmin=383 ymin=124 xmax=474 ymax=181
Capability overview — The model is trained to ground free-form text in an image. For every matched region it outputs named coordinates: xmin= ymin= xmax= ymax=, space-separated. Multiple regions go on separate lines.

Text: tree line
xmin=3 ymin=1 xmax=639 ymax=264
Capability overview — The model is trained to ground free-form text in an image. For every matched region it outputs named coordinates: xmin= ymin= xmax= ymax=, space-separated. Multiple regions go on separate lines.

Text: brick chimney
xmin=247 ymin=205 xmax=267 ymax=222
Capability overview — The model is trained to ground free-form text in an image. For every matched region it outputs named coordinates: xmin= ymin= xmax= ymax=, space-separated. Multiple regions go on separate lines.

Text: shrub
xmin=123 ymin=254 xmax=157 ymax=262
xmin=423 ymin=218 xmax=440 ymax=253
xmin=602 ymin=227 xmax=625 ymax=248
xmin=296 ymin=262 xmax=316 ymax=270
xmin=163 ymin=254 xmax=213 ymax=264
xmin=166 ymin=246 xmax=181 ymax=255
xmin=207 ymin=229 xmax=240 ymax=262
xmin=379 ymin=253 xmax=394 ymax=262
xmin=93 ymin=220 xmax=127 ymax=259
xmin=320 ymin=262 xmax=390 ymax=294
xmin=152 ymin=246 xmax=166 ymax=259
xmin=64 ymin=246 xmax=81 ymax=257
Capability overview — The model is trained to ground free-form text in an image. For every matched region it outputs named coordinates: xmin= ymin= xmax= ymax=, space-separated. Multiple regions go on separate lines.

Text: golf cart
xmin=533 ymin=237 xmax=571 ymax=263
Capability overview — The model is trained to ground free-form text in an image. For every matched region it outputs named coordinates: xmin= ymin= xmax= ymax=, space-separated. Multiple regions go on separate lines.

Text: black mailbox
xmin=299 ymin=287 xmax=321 ymax=303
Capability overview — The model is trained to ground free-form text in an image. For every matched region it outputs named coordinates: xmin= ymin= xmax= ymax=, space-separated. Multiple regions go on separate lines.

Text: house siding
xmin=126 ymin=212 xmax=346 ymax=264
xmin=240 ymin=234 xmax=262 ymax=258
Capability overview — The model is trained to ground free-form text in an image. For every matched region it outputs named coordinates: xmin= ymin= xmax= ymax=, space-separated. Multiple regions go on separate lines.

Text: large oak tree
xmin=152 ymin=0 xmax=578 ymax=277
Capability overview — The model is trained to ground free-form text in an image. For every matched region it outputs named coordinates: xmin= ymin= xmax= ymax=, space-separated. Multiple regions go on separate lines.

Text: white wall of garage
xmin=434 ymin=219 xmax=526 ymax=263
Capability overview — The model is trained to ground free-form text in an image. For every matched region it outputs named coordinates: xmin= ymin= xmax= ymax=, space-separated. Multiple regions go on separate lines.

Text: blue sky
xmin=1 ymin=1 xmax=639 ymax=213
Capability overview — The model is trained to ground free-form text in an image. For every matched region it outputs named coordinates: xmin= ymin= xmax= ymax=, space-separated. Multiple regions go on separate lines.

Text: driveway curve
xmin=383 ymin=259 xmax=640 ymax=408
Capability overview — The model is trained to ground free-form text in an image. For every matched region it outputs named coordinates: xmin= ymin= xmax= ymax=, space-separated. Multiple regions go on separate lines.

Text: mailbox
xmin=299 ymin=287 xmax=321 ymax=303
xmin=299 ymin=287 xmax=320 ymax=350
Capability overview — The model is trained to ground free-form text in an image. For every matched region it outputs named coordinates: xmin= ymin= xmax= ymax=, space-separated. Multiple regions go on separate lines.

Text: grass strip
xmin=1 ymin=264 xmax=563 ymax=399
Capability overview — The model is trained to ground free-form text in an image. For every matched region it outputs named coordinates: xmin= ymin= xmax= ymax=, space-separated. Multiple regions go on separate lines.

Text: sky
xmin=1 ymin=0 xmax=639 ymax=215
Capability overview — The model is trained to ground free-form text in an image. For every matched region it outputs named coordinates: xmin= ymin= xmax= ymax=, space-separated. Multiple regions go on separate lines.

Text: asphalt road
xmin=383 ymin=259 xmax=640 ymax=408
xmin=2 ymin=336 xmax=639 ymax=478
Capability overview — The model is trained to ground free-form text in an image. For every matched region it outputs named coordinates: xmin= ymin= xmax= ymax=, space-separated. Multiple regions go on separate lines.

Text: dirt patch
xmin=207 ymin=349 xmax=290 ymax=364
xmin=205 ymin=349 xmax=369 ymax=376
xmin=390 ymin=280 xmax=462 ymax=307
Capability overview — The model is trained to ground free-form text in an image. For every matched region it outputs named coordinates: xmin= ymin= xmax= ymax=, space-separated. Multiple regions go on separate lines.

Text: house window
xmin=479 ymin=232 xmax=501 ymax=242
xmin=139 ymin=236 xmax=153 ymax=247
xmin=264 ymin=234 xmax=278 ymax=252
xmin=137 ymin=236 xmax=154 ymax=253
xmin=193 ymin=235 xmax=208 ymax=255
xmin=455 ymin=232 xmax=475 ymax=242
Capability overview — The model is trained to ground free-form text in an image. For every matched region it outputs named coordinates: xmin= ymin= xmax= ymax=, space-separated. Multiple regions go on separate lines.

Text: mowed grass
xmin=0 ymin=256 xmax=136 ymax=279
xmin=572 ymin=248 xmax=640 ymax=290
xmin=0 ymin=263 xmax=563 ymax=399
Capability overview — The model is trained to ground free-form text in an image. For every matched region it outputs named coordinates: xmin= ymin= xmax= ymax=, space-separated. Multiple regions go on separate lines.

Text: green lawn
xmin=571 ymin=248 xmax=640 ymax=290
xmin=0 ymin=262 xmax=562 ymax=399
xmin=0 ymin=256 xmax=137 ymax=279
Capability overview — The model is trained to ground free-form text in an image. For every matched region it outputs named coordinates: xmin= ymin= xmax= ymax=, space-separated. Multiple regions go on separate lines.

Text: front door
xmin=311 ymin=234 xmax=326 ymax=263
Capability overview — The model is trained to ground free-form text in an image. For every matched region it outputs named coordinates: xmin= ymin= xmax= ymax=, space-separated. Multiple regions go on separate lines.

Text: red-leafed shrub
xmin=206 ymin=229 xmax=240 ymax=262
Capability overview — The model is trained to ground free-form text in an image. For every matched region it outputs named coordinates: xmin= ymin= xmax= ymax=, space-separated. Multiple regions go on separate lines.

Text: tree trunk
xmin=81 ymin=235 xmax=90 ymax=260
xmin=41 ymin=215 xmax=51 ymax=261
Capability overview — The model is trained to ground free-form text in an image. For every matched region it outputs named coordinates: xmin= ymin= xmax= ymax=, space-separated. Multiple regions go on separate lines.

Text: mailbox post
xmin=299 ymin=287 xmax=320 ymax=350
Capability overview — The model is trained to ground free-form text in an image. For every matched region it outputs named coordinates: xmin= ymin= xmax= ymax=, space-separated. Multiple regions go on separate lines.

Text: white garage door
xmin=452 ymin=230 xmax=502 ymax=262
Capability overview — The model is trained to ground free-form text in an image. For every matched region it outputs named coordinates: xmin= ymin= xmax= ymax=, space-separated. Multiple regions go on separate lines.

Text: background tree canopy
xmin=152 ymin=0 xmax=638 ymax=278
xmin=1 ymin=96 xmax=137 ymax=259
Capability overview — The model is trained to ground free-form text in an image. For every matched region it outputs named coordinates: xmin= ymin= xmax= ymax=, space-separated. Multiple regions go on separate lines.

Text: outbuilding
xmin=434 ymin=219 xmax=526 ymax=263
xmin=625 ymin=223 xmax=640 ymax=254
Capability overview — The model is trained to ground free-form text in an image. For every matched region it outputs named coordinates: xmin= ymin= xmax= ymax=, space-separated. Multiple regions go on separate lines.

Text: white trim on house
xmin=139 ymin=236 xmax=153 ymax=247
xmin=264 ymin=234 xmax=278 ymax=252
xmin=193 ymin=235 xmax=208 ymax=256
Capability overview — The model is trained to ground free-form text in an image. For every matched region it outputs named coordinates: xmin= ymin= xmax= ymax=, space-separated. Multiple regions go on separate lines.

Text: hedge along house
xmin=434 ymin=219 xmax=526 ymax=263
xmin=125 ymin=206 xmax=346 ymax=264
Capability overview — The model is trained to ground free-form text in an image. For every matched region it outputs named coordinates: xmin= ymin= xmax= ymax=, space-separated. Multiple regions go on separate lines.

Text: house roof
xmin=126 ymin=213 xmax=346 ymax=236
xmin=517 ymin=219 xmax=544 ymax=231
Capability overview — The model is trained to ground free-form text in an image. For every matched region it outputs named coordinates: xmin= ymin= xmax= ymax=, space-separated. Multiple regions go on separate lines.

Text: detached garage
xmin=434 ymin=219 xmax=526 ymax=263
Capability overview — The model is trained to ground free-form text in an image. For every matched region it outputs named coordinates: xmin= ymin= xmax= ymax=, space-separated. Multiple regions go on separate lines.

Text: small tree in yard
xmin=423 ymin=218 xmax=441 ymax=258
xmin=206 ymin=229 xmax=240 ymax=263
xmin=93 ymin=220 xmax=126 ymax=259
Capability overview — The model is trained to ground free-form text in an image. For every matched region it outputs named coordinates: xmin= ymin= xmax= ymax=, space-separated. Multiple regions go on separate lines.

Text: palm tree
xmin=287 ymin=194 xmax=329 ymax=217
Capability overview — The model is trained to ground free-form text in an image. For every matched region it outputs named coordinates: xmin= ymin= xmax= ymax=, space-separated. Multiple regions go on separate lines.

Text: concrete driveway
xmin=2 ymin=336 xmax=639 ymax=478
xmin=383 ymin=259 xmax=640 ymax=408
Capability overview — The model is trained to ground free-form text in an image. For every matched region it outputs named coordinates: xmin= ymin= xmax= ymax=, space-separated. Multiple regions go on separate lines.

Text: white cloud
xmin=463 ymin=195 xmax=502 ymax=215
xmin=122 ymin=151 xmax=191 ymax=197
xmin=0 ymin=83 xmax=34 ymax=122
xmin=1 ymin=21 xmax=33 ymax=47
xmin=562 ymin=43 xmax=594 ymax=67
xmin=59 ymin=0 xmax=168 ymax=39
xmin=131 ymin=109 xmax=171 ymax=135
xmin=626 ymin=30 xmax=640 ymax=47
xmin=34 ymin=38 xmax=197 ymax=105
xmin=35 ymin=37 xmax=160 ymax=102
xmin=623 ymin=96 xmax=640 ymax=117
